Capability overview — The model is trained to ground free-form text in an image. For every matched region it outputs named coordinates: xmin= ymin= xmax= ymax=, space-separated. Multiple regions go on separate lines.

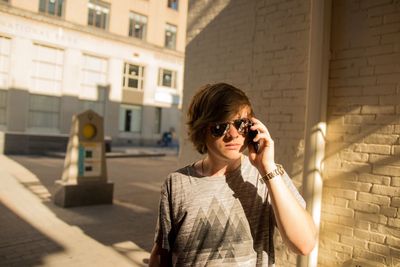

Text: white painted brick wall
xmin=323 ymin=0 xmax=400 ymax=266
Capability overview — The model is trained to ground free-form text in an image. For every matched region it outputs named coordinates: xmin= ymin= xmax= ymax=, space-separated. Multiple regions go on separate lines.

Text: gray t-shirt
xmin=154 ymin=156 xmax=305 ymax=266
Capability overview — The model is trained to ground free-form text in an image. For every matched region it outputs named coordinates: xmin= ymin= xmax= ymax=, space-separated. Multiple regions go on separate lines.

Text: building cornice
xmin=0 ymin=3 xmax=184 ymax=59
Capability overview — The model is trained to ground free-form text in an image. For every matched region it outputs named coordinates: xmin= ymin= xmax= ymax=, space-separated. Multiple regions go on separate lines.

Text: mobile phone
xmin=248 ymin=128 xmax=259 ymax=153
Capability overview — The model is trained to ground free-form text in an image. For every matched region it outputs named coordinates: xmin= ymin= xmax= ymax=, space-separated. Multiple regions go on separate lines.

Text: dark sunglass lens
xmin=211 ymin=123 xmax=228 ymax=137
xmin=234 ymin=119 xmax=247 ymax=133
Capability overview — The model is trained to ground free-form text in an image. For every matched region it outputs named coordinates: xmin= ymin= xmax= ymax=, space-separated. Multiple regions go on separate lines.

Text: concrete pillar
xmin=54 ymin=110 xmax=113 ymax=207
xmin=298 ymin=1 xmax=332 ymax=267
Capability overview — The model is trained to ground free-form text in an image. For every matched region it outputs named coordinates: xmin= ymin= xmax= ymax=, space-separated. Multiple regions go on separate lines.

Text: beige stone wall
xmin=8 ymin=0 xmax=188 ymax=52
xmin=11 ymin=0 xmax=39 ymax=12
xmin=321 ymin=0 xmax=400 ymax=266
xmin=108 ymin=0 xmax=188 ymax=52
xmin=183 ymin=0 xmax=400 ymax=266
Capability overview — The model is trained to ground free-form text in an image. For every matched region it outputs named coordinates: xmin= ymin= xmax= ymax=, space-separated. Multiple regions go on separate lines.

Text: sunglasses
xmin=210 ymin=118 xmax=252 ymax=137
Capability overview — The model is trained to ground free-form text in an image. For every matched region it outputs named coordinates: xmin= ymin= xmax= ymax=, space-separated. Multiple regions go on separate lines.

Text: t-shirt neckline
xmin=188 ymin=157 xmax=244 ymax=181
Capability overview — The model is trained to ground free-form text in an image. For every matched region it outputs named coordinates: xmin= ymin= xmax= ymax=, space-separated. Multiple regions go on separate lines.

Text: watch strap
xmin=261 ymin=164 xmax=284 ymax=182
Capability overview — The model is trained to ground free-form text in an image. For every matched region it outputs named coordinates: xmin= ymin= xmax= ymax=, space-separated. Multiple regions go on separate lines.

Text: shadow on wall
xmin=0 ymin=86 xmax=178 ymax=154
xmin=318 ymin=97 xmax=400 ymax=266
xmin=1 ymin=86 xmax=118 ymax=154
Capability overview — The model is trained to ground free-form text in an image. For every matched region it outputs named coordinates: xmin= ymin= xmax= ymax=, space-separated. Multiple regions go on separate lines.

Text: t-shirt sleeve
xmin=154 ymin=178 xmax=174 ymax=251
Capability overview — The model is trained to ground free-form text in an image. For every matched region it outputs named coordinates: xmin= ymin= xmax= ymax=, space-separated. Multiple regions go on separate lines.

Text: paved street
xmin=0 ymin=151 xmax=179 ymax=266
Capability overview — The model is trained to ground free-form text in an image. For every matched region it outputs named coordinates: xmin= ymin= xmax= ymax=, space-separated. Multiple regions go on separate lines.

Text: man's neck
xmin=203 ymin=155 xmax=242 ymax=177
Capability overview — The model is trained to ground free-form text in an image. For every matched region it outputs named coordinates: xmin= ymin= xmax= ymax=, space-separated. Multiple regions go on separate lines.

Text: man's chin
xmin=222 ymin=150 xmax=242 ymax=160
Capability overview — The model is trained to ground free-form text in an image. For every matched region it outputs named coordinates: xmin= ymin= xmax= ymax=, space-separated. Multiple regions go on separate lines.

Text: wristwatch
xmin=261 ymin=164 xmax=284 ymax=182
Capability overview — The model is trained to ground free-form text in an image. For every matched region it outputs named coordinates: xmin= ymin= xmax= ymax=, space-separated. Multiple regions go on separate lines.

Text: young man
xmin=149 ymin=83 xmax=316 ymax=266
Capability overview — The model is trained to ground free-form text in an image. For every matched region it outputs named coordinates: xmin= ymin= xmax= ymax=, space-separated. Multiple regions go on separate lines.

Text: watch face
xmin=83 ymin=123 xmax=97 ymax=140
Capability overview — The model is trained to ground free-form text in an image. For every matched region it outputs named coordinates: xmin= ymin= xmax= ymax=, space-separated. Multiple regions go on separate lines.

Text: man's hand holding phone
xmin=247 ymin=118 xmax=276 ymax=175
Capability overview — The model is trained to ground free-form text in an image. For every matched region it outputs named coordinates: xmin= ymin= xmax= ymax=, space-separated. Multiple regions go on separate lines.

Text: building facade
xmin=181 ymin=0 xmax=400 ymax=267
xmin=0 ymin=0 xmax=187 ymax=152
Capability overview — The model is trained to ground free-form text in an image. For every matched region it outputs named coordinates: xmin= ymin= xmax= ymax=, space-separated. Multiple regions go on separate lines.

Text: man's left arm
xmin=248 ymin=117 xmax=317 ymax=255
xmin=264 ymin=167 xmax=317 ymax=255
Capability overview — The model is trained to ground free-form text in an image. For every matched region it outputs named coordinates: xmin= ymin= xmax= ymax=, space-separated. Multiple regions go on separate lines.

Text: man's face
xmin=205 ymin=107 xmax=251 ymax=162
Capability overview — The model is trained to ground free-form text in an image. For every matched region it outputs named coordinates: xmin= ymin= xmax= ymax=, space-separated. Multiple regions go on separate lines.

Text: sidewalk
xmin=44 ymin=145 xmax=179 ymax=158
xmin=0 ymin=147 xmax=178 ymax=266
xmin=109 ymin=145 xmax=179 ymax=158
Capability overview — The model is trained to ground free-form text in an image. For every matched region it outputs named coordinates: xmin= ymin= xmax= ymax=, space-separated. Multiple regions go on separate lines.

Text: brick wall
xmin=250 ymin=1 xmax=310 ymax=265
xmin=183 ymin=0 xmax=400 ymax=266
xmin=183 ymin=0 xmax=310 ymax=179
xmin=183 ymin=0 xmax=310 ymax=265
xmin=182 ymin=0 xmax=256 ymax=165
xmin=321 ymin=0 xmax=400 ymax=266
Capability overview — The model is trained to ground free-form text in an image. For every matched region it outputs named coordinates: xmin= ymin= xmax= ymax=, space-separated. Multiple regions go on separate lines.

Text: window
xmin=88 ymin=0 xmax=110 ymax=29
xmin=0 ymin=36 xmax=11 ymax=88
xmin=167 ymin=0 xmax=178 ymax=10
xmin=29 ymin=94 xmax=60 ymax=129
xmin=39 ymin=0 xmax=64 ymax=17
xmin=123 ymin=62 xmax=145 ymax=90
xmin=81 ymin=54 xmax=108 ymax=96
xmin=32 ymin=44 xmax=64 ymax=95
xmin=119 ymin=104 xmax=142 ymax=133
xmin=129 ymin=12 xmax=147 ymax=40
xmin=158 ymin=68 xmax=177 ymax=88
xmin=0 ymin=90 xmax=7 ymax=125
xmin=154 ymin=107 xmax=161 ymax=134
xmin=165 ymin=23 xmax=177 ymax=49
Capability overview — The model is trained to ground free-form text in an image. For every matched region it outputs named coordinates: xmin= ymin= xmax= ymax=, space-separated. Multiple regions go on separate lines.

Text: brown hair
xmin=187 ymin=83 xmax=254 ymax=154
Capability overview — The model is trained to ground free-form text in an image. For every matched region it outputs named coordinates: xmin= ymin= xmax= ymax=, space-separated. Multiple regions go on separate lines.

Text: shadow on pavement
xmin=0 ymin=202 xmax=64 ymax=266
xmin=9 ymin=154 xmax=179 ymax=265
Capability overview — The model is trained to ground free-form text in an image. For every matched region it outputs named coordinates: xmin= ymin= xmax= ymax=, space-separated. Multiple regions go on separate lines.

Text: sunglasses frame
xmin=209 ymin=118 xmax=252 ymax=138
